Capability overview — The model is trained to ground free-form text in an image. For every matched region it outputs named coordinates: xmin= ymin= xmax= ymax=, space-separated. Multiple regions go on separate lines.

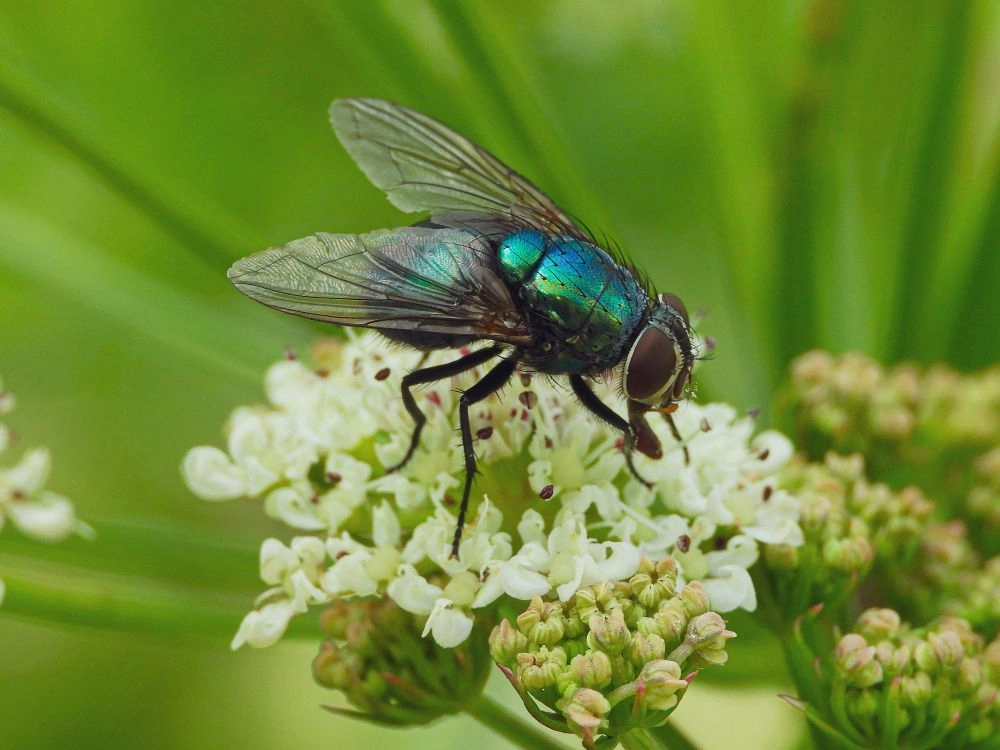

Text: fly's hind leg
xmin=384 ymin=344 xmax=504 ymax=474
xmin=452 ymin=354 xmax=520 ymax=557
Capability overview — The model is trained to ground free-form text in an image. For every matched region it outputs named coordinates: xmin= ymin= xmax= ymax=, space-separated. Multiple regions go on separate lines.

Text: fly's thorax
xmin=622 ymin=293 xmax=693 ymax=407
xmin=497 ymin=230 xmax=649 ymax=374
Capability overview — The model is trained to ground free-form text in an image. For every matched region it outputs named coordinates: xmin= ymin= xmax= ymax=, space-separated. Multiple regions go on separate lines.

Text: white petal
xmin=748 ymin=431 xmax=794 ymax=474
xmin=387 ymin=566 xmax=443 ymax=614
xmin=471 ymin=565 xmax=505 ymax=608
xmin=705 ymin=535 xmax=759 ymax=571
xmin=230 ymin=600 xmax=296 ymax=649
xmin=592 ymin=541 xmax=642 ymax=582
xmin=287 ymin=569 xmax=328 ymax=610
xmin=291 ymin=536 xmax=327 ymax=568
xmin=7 ymin=448 xmax=51 ymax=497
xmin=9 ymin=491 xmax=77 ymax=542
xmin=227 ymin=407 xmax=272 ymax=461
xmin=517 ymin=510 xmax=547 ymax=545
xmin=702 ymin=565 xmax=757 ymax=612
xmin=323 ymin=551 xmax=377 ymax=597
xmin=423 ymin=598 xmax=474 ymax=648
xmin=182 ymin=446 xmax=245 ymax=500
xmin=497 ymin=555 xmax=551 ymax=599
xmin=264 ymin=485 xmax=325 ymax=530
xmin=372 ymin=501 xmax=401 ymax=548
xmin=259 ymin=538 xmax=297 ymax=584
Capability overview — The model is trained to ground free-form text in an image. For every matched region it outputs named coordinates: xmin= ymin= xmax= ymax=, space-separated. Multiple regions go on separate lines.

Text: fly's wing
xmin=330 ymin=98 xmax=590 ymax=241
xmin=228 ymin=227 xmax=531 ymax=341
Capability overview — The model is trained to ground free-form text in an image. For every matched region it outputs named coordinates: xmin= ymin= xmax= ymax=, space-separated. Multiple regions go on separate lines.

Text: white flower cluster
xmin=183 ymin=333 xmax=803 ymax=649
xmin=0 ymin=375 xmax=92 ymax=606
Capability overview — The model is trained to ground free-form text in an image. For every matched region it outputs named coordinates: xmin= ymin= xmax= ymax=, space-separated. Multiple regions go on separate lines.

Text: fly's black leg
xmin=384 ymin=344 xmax=504 ymax=474
xmin=569 ymin=375 xmax=655 ymax=489
xmin=453 ymin=354 xmax=520 ymax=557
xmin=662 ymin=411 xmax=691 ymax=465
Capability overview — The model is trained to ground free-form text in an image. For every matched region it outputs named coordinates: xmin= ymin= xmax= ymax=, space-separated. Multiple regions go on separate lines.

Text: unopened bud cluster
xmin=821 ymin=609 xmax=1000 ymax=748
xmin=784 ymin=351 xmax=1000 ymax=458
xmin=489 ymin=557 xmax=735 ymax=745
xmin=898 ymin=520 xmax=1000 ymax=635
xmin=763 ymin=453 xmax=932 ymax=615
xmin=312 ymin=595 xmax=492 ymax=725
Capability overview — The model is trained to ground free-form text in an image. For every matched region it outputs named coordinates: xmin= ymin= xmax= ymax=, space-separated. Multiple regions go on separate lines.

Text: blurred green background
xmin=1 ymin=1 xmax=997 ymax=748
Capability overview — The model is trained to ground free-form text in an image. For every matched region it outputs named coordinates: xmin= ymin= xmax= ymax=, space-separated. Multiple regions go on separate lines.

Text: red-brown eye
xmin=658 ymin=292 xmax=689 ymax=326
xmin=624 ymin=327 xmax=678 ymax=402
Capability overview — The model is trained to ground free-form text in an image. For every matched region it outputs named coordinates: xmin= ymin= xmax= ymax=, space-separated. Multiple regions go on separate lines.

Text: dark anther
xmin=374 ymin=367 xmax=391 ymax=381
xmin=676 ymin=534 xmax=691 ymax=553
xmin=539 ymin=484 xmax=554 ymax=500
xmin=476 ymin=426 xmax=494 ymax=440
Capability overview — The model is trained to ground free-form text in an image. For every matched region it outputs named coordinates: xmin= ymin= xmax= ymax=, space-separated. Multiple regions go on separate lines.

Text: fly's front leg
xmin=661 ymin=410 xmax=691 ymax=465
xmin=452 ymin=355 xmax=520 ymax=557
xmin=569 ymin=375 xmax=655 ymax=489
xmin=384 ymin=344 xmax=503 ymax=473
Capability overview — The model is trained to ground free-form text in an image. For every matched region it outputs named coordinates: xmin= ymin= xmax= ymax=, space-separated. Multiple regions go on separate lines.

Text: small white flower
xmin=231 ymin=600 xmax=297 ymax=649
xmin=422 ymin=597 xmax=474 ymax=647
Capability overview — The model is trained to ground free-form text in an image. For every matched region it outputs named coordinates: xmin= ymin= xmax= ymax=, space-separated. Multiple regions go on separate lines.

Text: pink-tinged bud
xmin=558 ymin=688 xmax=611 ymax=740
xmin=489 ymin=619 xmax=528 ymax=664
xmin=639 ymin=659 xmax=688 ymax=711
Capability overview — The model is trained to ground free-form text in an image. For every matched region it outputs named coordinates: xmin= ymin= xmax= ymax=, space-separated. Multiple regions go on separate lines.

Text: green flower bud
xmin=680 ymin=580 xmax=711 ymax=617
xmin=764 ymin=543 xmax=800 ymax=569
xmin=638 ymin=659 xmax=687 ymax=711
xmin=629 ymin=557 xmax=678 ymax=609
xmin=588 ymin=608 xmax=631 ymax=655
xmin=564 ymin=651 xmax=613 ymax=691
xmin=835 ymin=634 xmax=884 ymax=688
xmin=957 ymin=657 xmax=982 ymax=695
xmin=899 ymin=671 xmax=933 ymax=707
xmin=517 ymin=646 xmax=567 ymax=691
xmin=626 ymin=631 xmax=666 ymax=668
xmin=653 ymin=599 xmax=688 ymax=649
xmin=846 ymin=686 xmax=881 ymax=720
xmin=517 ymin=596 xmax=565 ymax=646
xmin=489 ymin=619 xmax=528 ymax=664
xmin=823 ymin=536 xmax=874 ymax=572
xmin=573 ymin=582 xmax=618 ymax=623
xmin=856 ymin=608 xmax=902 ymax=641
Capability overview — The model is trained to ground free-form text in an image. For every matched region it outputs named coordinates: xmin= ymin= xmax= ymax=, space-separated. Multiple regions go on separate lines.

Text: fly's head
xmin=622 ymin=292 xmax=694 ymax=458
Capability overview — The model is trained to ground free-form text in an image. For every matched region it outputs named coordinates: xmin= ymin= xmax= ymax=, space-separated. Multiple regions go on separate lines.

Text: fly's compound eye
xmin=623 ymin=326 xmax=681 ymax=404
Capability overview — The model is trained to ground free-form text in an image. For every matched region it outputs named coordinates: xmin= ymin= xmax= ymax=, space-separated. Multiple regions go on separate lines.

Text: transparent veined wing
xmin=228 ymin=227 xmax=531 ymax=340
xmin=330 ymin=98 xmax=589 ymax=241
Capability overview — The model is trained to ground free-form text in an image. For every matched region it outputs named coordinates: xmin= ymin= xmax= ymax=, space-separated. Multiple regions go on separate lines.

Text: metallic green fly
xmin=229 ymin=99 xmax=696 ymax=556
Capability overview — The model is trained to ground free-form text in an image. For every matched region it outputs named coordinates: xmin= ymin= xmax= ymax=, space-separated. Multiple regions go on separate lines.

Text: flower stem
xmin=463 ymin=693 xmax=567 ymax=750
xmin=619 ymin=724 xmax=700 ymax=750
xmin=646 ymin=721 xmax=701 ymax=750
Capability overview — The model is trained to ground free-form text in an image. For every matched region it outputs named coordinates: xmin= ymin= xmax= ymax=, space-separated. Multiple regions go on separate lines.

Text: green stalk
xmin=463 ymin=693 xmax=568 ymax=750
xmin=646 ymin=721 xmax=701 ymax=750
xmin=0 ymin=555 xmax=246 ymax=640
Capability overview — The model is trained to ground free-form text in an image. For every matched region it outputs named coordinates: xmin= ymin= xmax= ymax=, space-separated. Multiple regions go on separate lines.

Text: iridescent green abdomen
xmin=497 ymin=230 xmax=649 ymax=374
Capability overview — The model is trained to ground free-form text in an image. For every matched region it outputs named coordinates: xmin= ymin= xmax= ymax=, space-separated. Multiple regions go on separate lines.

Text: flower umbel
xmin=184 ymin=333 xmax=799 ymax=652
xmin=489 ymin=560 xmax=735 ymax=747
